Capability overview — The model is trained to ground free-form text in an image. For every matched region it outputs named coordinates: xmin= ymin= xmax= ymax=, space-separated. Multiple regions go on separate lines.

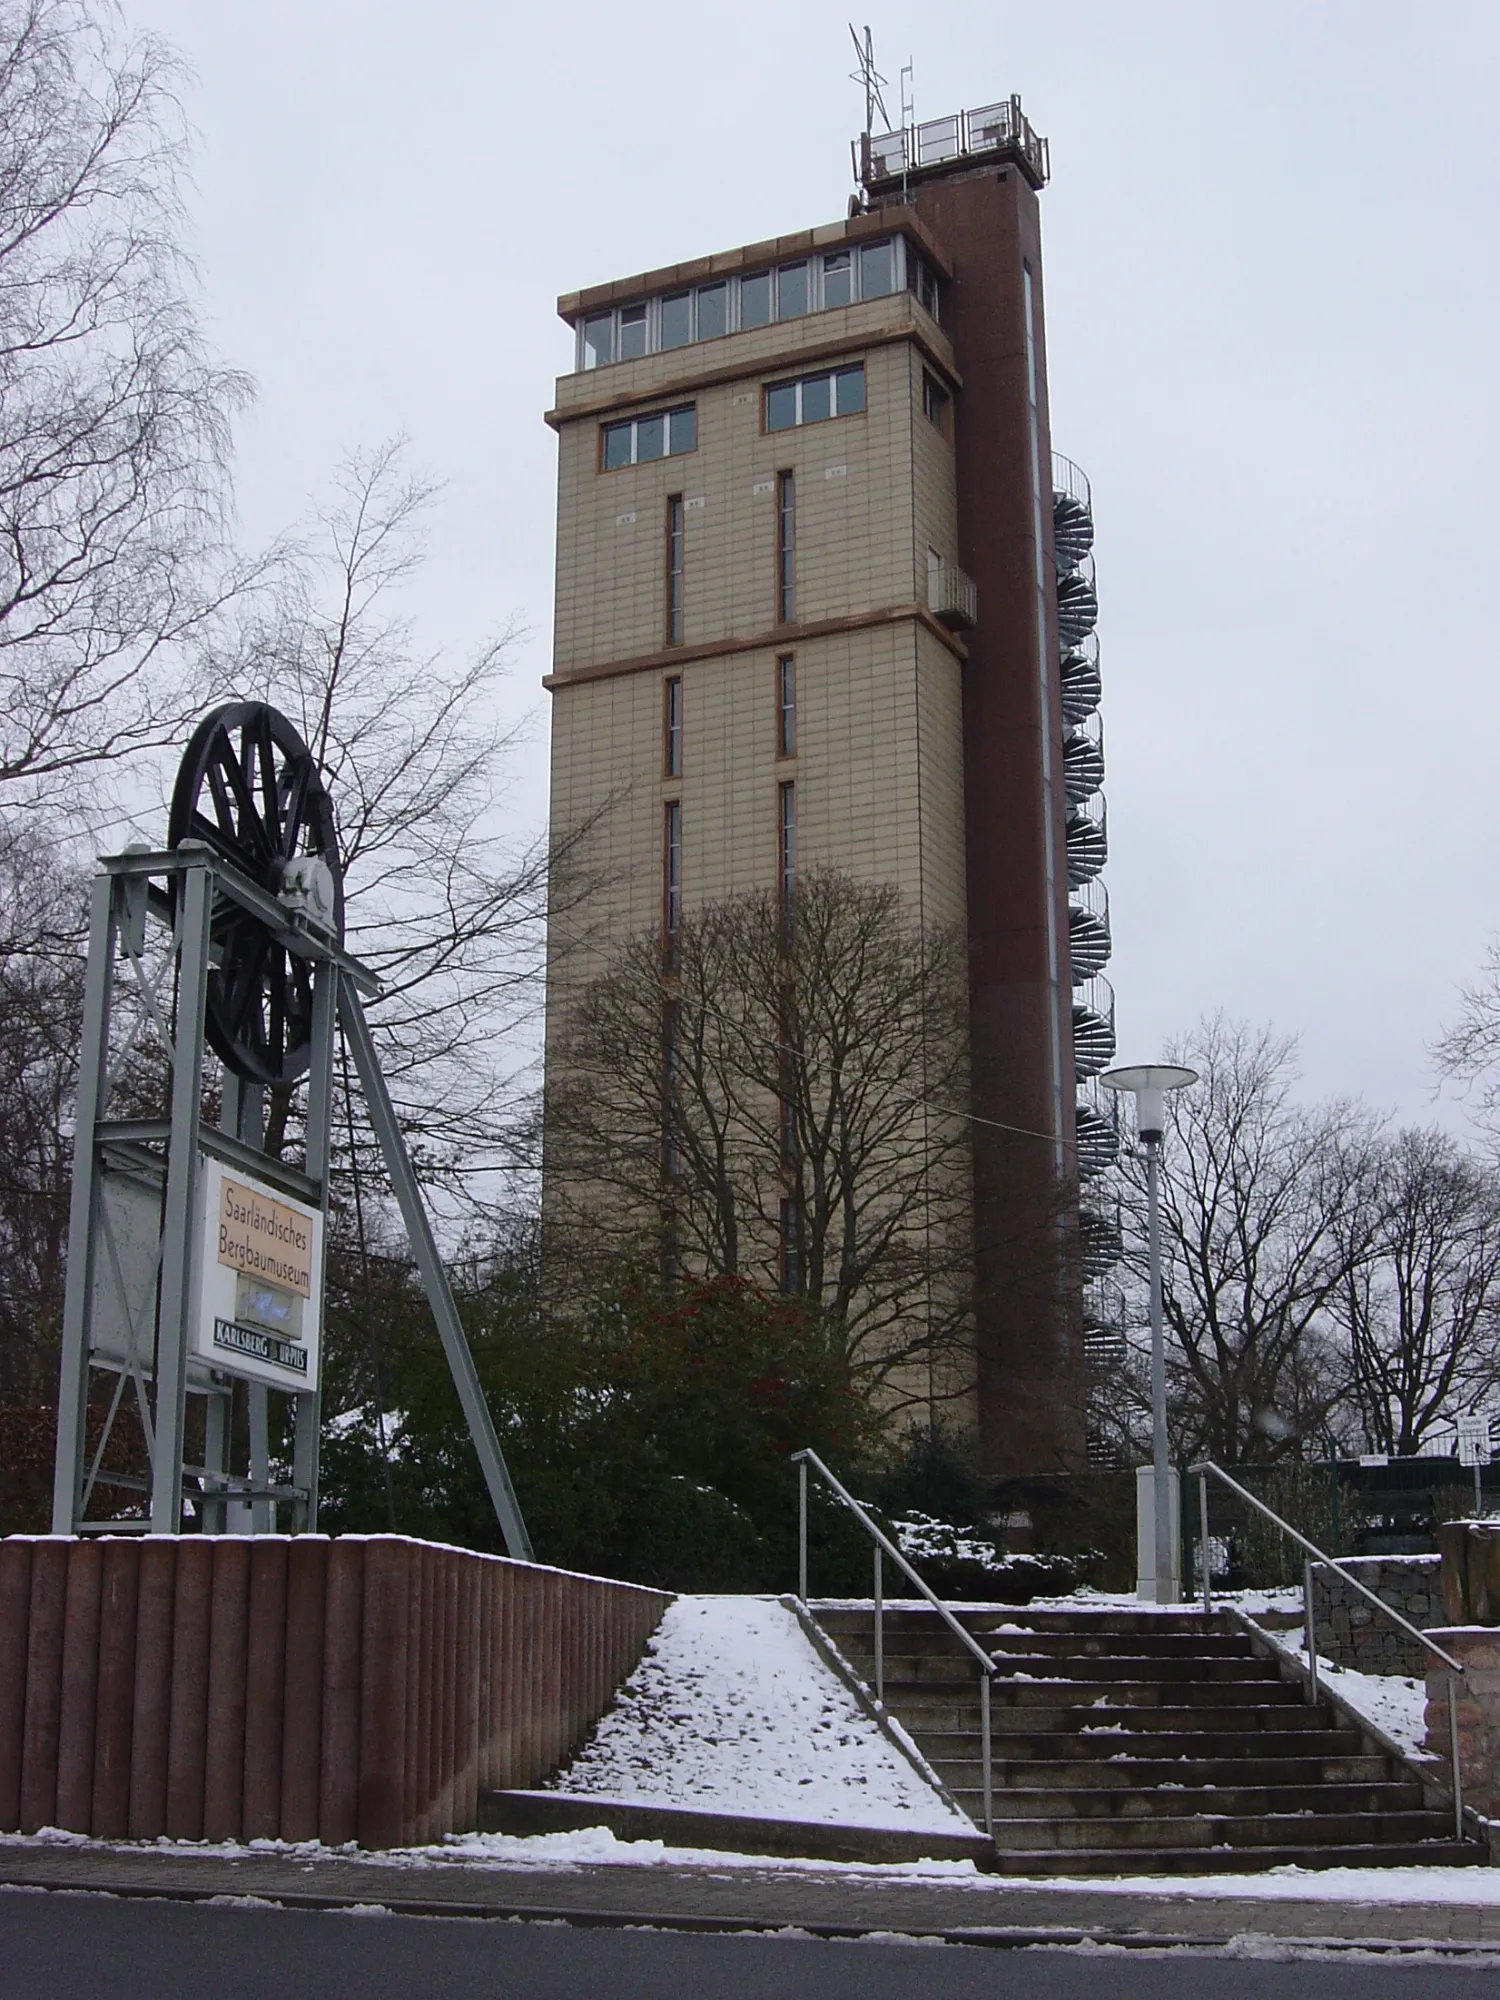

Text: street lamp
xmin=1100 ymin=1063 xmax=1199 ymax=1603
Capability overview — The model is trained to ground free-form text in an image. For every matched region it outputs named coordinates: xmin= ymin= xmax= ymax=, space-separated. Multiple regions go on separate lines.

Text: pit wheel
xmin=167 ymin=702 xmax=344 ymax=1085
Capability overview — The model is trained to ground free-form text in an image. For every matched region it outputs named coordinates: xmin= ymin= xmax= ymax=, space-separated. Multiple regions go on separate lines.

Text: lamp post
xmin=1101 ymin=1063 xmax=1199 ymax=1603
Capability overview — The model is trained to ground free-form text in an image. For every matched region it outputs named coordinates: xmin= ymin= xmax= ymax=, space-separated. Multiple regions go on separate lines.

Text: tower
xmin=541 ymin=96 xmax=1115 ymax=1473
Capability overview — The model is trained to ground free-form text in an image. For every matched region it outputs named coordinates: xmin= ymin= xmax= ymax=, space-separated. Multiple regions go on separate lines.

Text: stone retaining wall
xmin=0 ymin=1534 xmax=668 ymax=1848
xmin=1311 ymin=1554 xmax=1441 ymax=1675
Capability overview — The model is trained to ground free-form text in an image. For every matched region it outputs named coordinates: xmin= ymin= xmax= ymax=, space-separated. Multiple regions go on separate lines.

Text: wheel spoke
xmin=222 ymin=926 xmax=271 ymax=1032
xmin=281 ymin=754 xmax=314 ymax=859
xmin=205 ymin=733 xmax=237 ymax=837
xmin=255 ymin=711 xmax=282 ymax=848
xmin=217 ymin=735 xmax=275 ymax=866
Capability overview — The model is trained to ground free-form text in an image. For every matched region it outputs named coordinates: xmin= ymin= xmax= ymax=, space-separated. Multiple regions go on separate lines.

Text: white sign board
xmin=190 ymin=1157 xmax=323 ymax=1393
xmin=1458 ymin=1415 xmax=1492 ymax=1468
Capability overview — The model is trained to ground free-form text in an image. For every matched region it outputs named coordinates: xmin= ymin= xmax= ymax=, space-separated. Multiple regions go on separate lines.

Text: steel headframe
xmin=50 ymin=843 xmax=531 ymax=1558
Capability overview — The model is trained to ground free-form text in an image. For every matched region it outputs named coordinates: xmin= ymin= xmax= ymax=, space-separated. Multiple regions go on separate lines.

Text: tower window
xmin=780 ymin=1195 xmax=801 ymax=1293
xmin=776 ymin=260 xmax=809 ymax=319
xmin=696 ymin=281 xmax=728 ymax=339
xmin=764 ymin=365 xmax=865 ymax=433
xmin=665 ymin=497 xmax=684 ymax=645
xmin=909 ymin=255 xmax=941 ymax=321
xmin=776 ymin=472 xmax=795 ymax=624
xmin=740 ymin=270 xmax=772 ymax=328
xmin=822 ymin=249 xmax=853 ymax=308
xmin=581 ymin=312 xmax=613 ymax=369
xmin=859 ymin=239 xmax=895 ymax=298
xmin=778 ymin=779 xmax=796 ymax=910
xmin=618 ymin=302 xmax=648 ymax=360
xmin=663 ymin=675 xmax=682 ymax=777
xmin=661 ymin=291 xmax=692 ymax=349
xmin=663 ymin=800 xmax=681 ymax=966
xmin=601 ymin=405 xmax=696 ymax=470
xmin=777 ymin=655 xmax=796 ymax=758
xmin=922 ymin=371 xmax=950 ymax=430
xmin=662 ymin=1001 xmax=680 ymax=1181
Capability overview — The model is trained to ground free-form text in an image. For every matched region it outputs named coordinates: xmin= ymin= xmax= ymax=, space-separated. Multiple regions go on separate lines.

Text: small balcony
xmin=926 ymin=562 xmax=977 ymax=631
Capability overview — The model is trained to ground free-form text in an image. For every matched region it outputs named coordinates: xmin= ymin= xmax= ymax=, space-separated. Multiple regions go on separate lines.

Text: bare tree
xmin=546 ymin=870 xmax=974 ymax=1414
xmin=0 ymin=0 xmax=257 ymax=805
xmin=1329 ymin=1127 xmax=1500 ymax=1455
xmin=0 ymin=819 xmax=86 ymax=1399
xmin=1118 ymin=1016 xmax=1382 ymax=1464
xmin=1435 ymin=943 xmax=1500 ymax=1143
xmin=230 ymin=441 xmax=569 ymax=1213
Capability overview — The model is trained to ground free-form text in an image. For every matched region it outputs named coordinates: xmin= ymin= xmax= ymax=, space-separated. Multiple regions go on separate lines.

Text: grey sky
xmin=130 ymin=0 xmax=1500 ymax=1128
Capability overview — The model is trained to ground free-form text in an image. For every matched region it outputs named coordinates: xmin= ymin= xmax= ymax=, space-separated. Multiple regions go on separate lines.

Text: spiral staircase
xmin=1053 ymin=454 xmax=1126 ymax=1462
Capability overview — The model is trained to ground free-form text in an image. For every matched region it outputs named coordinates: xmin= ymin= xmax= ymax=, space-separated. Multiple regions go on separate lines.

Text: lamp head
xmin=1099 ymin=1063 xmax=1199 ymax=1144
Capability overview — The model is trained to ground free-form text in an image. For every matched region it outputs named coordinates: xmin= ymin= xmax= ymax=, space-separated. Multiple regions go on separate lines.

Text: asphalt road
xmin=2 ymin=1892 xmax=1500 ymax=2000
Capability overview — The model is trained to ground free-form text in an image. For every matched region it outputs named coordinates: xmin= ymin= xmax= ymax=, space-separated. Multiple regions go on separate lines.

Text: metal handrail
xmin=1193 ymin=1459 xmax=1468 ymax=1838
xmin=792 ymin=1448 xmax=995 ymax=1836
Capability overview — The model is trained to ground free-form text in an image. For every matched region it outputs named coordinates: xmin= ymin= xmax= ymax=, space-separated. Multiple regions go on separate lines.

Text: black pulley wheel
xmin=168 ymin=701 xmax=344 ymax=1086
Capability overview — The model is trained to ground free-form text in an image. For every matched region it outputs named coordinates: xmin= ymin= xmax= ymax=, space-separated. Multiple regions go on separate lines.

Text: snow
xmin=545 ymin=1595 xmax=967 ymax=1832
xmin=1021 ymin=1586 xmax=1304 ymax=1617
xmin=1249 ymin=1625 xmax=1433 ymax=1760
xmin=16 ymin=1823 xmax=1500 ymax=1905
xmin=431 ymin=1826 xmax=980 ymax=1875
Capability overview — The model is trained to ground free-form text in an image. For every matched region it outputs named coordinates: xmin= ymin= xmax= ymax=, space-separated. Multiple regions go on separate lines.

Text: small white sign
xmin=615 ymin=511 xmax=636 ymax=527
xmin=191 ymin=1157 xmax=324 ymax=1393
xmin=733 ymin=391 xmax=754 ymax=407
xmin=824 ymin=464 xmax=848 ymax=480
xmin=752 ymin=479 xmax=774 ymax=496
xmin=684 ymin=496 xmax=705 ymax=511
xmin=1458 ymin=1414 xmax=1492 ymax=1467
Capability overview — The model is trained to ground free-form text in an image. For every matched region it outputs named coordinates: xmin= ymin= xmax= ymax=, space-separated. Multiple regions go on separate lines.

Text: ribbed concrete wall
xmin=0 ymin=1535 xmax=668 ymax=1848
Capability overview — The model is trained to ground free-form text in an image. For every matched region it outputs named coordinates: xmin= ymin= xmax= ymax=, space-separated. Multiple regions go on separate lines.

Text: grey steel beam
xmin=148 ymin=862 xmax=212 ymax=1534
xmin=293 ymin=961 xmax=338 ymax=1530
xmin=337 ymin=974 xmax=533 ymax=1560
xmin=51 ymin=874 xmax=120 ymax=1533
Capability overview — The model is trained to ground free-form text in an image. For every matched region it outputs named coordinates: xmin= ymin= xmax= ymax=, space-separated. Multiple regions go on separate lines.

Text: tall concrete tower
xmin=541 ymin=98 xmax=1116 ymax=1474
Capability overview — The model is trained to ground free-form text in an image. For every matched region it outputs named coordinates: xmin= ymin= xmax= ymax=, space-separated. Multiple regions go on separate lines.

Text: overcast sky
xmin=129 ymin=0 xmax=1500 ymax=1130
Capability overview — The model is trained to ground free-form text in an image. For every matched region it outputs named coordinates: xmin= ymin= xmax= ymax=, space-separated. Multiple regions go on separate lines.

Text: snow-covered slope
xmin=547 ymin=1595 xmax=966 ymax=1832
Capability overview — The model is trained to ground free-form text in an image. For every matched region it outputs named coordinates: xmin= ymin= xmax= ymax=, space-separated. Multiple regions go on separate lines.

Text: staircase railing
xmin=1192 ymin=1459 xmax=1468 ymax=1838
xmin=792 ymin=1447 xmax=995 ymax=1835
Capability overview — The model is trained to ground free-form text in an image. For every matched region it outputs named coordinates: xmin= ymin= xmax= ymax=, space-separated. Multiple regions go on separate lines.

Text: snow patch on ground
xmin=430 ymin=1826 xmax=980 ymax=1875
xmin=545 ymin=1594 xmax=966 ymax=1831
xmin=1252 ymin=1629 xmax=1432 ymax=1760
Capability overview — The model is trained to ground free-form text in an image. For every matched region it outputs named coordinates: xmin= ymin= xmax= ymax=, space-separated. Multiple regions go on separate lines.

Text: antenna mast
xmin=848 ymin=23 xmax=891 ymax=136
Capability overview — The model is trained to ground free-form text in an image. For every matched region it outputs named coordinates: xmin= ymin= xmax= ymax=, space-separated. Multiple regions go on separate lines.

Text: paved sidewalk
xmin=3 ymin=1840 xmax=1500 ymax=1953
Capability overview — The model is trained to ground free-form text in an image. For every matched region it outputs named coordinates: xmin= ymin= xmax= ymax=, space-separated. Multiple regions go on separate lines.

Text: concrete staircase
xmin=810 ymin=1604 xmax=1485 ymax=1875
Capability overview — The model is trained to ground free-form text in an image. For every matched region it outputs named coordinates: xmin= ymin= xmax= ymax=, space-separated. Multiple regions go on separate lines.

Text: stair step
xmin=933 ymin=1782 xmax=1425 ymax=1821
xmin=847 ymin=1650 xmax=1283 ymax=1688
xmin=978 ymin=1810 xmax=1458 ymax=1853
xmin=982 ymin=1724 xmax=1370 ymax=1758
xmin=987 ymin=1840 xmax=1485 ymax=1878
xmin=988 ymin=1680 xmax=1302 ymax=1709
xmin=935 ymin=1753 xmax=1397 ymax=1788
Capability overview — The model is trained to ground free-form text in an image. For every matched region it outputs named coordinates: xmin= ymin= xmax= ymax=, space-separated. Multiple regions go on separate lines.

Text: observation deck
xmin=856 ymin=97 xmax=1050 ymax=196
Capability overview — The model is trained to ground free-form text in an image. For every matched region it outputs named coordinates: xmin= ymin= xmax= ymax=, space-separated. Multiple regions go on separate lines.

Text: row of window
xmin=662 ymin=656 xmax=796 ymax=780
xmin=601 ymin=405 xmax=696 ymax=469
xmin=661 ymin=781 xmax=797 ymax=959
xmin=578 ymin=235 xmax=941 ymax=371
xmin=659 ymin=773 xmax=801 ymax=1292
xmin=765 ymin=366 xmax=866 ymax=433
xmin=646 ymin=469 xmax=797 ymax=648
xmin=601 ymin=364 xmax=867 ymax=471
